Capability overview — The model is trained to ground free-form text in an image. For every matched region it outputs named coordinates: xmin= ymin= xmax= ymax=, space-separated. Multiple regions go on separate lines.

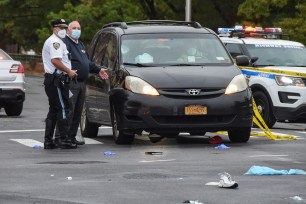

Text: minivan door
xmin=95 ymin=32 xmax=118 ymax=125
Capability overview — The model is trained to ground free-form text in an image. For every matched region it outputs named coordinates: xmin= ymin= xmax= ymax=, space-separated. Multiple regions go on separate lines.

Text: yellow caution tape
xmin=240 ymin=66 xmax=299 ymax=140
xmin=216 ymin=65 xmax=300 ymax=140
xmin=240 ymin=66 xmax=306 ymax=78
xmin=252 ymin=97 xmax=296 ymax=140
xmin=216 ymin=98 xmax=297 ymax=140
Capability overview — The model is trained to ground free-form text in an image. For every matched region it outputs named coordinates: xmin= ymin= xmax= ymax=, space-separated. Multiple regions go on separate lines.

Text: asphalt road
xmin=0 ymin=76 xmax=305 ymax=204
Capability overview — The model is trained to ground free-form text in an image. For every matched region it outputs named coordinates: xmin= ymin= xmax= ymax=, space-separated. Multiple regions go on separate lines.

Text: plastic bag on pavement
xmin=215 ymin=144 xmax=230 ymax=149
xmin=245 ymin=165 xmax=306 ymax=175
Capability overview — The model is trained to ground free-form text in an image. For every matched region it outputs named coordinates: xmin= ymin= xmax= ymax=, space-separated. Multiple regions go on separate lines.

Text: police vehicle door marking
xmin=242 ymin=69 xmax=275 ymax=79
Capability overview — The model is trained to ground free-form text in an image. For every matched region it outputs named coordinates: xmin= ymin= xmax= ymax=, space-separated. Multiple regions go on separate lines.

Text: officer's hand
xmin=98 ymin=68 xmax=109 ymax=80
xmin=68 ymin=70 xmax=78 ymax=78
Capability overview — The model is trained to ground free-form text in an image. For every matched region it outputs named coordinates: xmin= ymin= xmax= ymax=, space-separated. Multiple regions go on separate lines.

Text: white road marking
xmin=10 ymin=138 xmax=103 ymax=147
xmin=84 ymin=138 xmax=103 ymax=144
xmin=0 ymin=126 xmax=112 ymax=133
xmin=139 ymin=159 xmax=176 ymax=163
xmin=296 ymin=131 xmax=306 ymax=134
xmin=248 ymin=155 xmax=288 ymax=158
xmin=10 ymin=139 xmax=44 ymax=148
xmin=1 ymin=129 xmax=44 ymax=133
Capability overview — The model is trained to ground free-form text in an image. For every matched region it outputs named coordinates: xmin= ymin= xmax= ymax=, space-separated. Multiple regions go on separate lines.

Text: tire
xmin=189 ymin=132 xmax=206 ymax=136
xmin=111 ymin=104 xmax=134 ymax=145
xmin=228 ymin=127 xmax=251 ymax=143
xmin=4 ymin=102 xmax=23 ymax=116
xmin=80 ymin=104 xmax=99 ymax=138
xmin=159 ymin=133 xmax=179 ymax=138
xmin=253 ymin=91 xmax=276 ymax=128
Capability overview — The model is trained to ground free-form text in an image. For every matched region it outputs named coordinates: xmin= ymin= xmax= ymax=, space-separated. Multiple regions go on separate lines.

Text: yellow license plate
xmin=185 ymin=105 xmax=207 ymax=115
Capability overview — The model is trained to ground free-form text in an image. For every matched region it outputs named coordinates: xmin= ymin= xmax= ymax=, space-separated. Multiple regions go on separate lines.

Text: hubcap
xmin=257 ymin=104 xmax=263 ymax=115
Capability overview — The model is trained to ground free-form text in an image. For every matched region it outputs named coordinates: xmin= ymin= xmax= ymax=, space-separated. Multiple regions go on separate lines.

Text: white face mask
xmin=57 ymin=29 xmax=66 ymax=39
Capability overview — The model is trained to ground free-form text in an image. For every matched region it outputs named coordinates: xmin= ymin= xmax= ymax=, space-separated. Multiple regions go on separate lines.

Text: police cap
xmin=51 ymin=19 xmax=68 ymax=28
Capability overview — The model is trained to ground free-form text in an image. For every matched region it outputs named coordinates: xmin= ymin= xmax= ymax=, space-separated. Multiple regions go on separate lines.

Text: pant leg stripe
xmin=57 ymin=87 xmax=67 ymax=119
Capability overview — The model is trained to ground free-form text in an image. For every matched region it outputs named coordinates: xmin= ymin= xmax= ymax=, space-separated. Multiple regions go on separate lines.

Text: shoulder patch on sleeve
xmin=53 ymin=42 xmax=60 ymax=50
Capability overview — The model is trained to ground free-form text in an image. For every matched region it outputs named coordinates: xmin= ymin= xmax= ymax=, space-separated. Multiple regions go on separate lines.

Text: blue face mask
xmin=71 ymin=29 xmax=81 ymax=39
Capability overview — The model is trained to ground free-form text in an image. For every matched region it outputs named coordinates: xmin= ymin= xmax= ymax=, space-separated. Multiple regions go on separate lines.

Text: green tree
xmin=237 ymin=0 xmax=306 ymax=44
xmin=0 ymin=0 xmax=66 ymax=52
xmin=278 ymin=2 xmax=306 ymax=44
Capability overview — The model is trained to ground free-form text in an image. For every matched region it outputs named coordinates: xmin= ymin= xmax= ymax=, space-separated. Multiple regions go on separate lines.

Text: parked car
xmin=80 ymin=20 xmax=253 ymax=144
xmin=219 ymin=26 xmax=306 ymax=127
xmin=0 ymin=49 xmax=25 ymax=116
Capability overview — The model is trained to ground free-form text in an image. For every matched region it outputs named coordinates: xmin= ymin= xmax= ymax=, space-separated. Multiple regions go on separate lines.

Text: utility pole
xmin=185 ymin=0 xmax=191 ymax=21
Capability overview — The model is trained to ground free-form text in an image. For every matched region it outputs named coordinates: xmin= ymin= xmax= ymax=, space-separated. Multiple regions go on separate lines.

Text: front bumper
xmin=273 ymin=104 xmax=306 ymax=121
xmin=111 ymin=89 xmax=253 ymax=134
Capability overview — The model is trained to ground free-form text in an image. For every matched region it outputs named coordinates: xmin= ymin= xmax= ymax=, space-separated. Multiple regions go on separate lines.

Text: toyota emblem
xmin=187 ymin=89 xmax=201 ymax=95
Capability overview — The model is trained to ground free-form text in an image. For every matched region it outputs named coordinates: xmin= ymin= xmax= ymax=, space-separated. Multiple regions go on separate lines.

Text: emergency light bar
xmin=218 ymin=25 xmax=286 ymax=39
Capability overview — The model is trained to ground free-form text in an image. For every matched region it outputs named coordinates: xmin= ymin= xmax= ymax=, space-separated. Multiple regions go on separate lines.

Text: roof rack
xmin=103 ymin=22 xmax=128 ymax=29
xmin=103 ymin=20 xmax=202 ymax=29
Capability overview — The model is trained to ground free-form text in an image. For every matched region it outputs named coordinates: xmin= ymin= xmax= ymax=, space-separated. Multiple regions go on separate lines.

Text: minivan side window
xmin=102 ymin=33 xmax=118 ymax=70
xmin=92 ymin=33 xmax=109 ymax=66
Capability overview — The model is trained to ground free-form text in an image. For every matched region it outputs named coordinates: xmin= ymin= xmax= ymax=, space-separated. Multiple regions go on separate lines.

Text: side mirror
xmin=250 ymin=57 xmax=258 ymax=64
xmin=236 ymin=55 xmax=250 ymax=66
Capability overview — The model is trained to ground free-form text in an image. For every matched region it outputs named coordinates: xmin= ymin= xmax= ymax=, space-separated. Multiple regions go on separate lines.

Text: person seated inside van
xmin=177 ymin=43 xmax=205 ymax=63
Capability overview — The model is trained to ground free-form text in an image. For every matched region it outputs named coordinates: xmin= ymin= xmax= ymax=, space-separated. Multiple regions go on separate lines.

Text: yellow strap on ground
xmin=216 ymin=98 xmax=296 ymax=140
xmin=252 ymin=97 xmax=296 ymax=140
xmin=240 ymin=66 xmax=306 ymax=78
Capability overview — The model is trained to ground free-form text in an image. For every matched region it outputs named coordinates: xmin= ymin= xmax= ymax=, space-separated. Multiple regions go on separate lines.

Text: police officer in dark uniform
xmin=42 ymin=19 xmax=78 ymax=149
xmin=54 ymin=20 xmax=108 ymax=145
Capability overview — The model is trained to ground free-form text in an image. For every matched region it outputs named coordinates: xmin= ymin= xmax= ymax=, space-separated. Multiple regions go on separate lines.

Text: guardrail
xmin=9 ymin=54 xmax=43 ymax=63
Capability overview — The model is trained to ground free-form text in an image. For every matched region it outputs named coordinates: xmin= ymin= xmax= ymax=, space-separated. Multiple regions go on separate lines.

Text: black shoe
xmin=44 ymin=142 xmax=58 ymax=149
xmin=71 ymin=138 xmax=85 ymax=145
xmin=55 ymin=139 xmax=77 ymax=149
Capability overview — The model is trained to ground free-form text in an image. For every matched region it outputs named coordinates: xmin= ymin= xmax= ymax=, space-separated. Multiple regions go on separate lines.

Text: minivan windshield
xmin=121 ymin=33 xmax=232 ymax=66
xmin=246 ymin=44 xmax=306 ymax=67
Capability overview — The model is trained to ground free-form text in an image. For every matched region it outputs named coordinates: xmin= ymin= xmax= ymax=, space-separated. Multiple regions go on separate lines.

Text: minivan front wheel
xmin=111 ymin=104 xmax=134 ymax=144
xmin=228 ymin=127 xmax=251 ymax=143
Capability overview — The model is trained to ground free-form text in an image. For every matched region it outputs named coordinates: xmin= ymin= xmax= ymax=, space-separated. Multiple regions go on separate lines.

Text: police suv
xmin=219 ymin=26 xmax=306 ymax=128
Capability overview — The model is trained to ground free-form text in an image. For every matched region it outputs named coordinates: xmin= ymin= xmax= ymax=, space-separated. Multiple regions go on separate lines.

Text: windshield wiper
xmin=123 ymin=62 xmax=154 ymax=67
xmin=168 ymin=63 xmax=205 ymax=66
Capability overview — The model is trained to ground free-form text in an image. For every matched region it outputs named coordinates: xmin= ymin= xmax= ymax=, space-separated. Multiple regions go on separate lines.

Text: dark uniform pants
xmin=44 ymin=74 xmax=70 ymax=142
xmin=68 ymin=81 xmax=86 ymax=137
xmin=55 ymin=80 xmax=86 ymax=139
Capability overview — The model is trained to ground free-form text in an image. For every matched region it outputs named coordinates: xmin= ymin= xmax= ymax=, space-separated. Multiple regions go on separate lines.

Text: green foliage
xmin=238 ymin=0 xmax=306 ymax=44
xmin=0 ymin=0 xmax=67 ymax=51
xmin=238 ymin=0 xmax=288 ymax=25
xmin=1 ymin=0 xmax=306 ymax=52
xmin=278 ymin=2 xmax=306 ymax=44
xmin=38 ymin=0 xmax=145 ymax=46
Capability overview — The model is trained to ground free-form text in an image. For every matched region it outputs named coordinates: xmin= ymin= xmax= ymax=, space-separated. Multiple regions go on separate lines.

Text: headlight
xmin=275 ymin=75 xmax=305 ymax=87
xmin=225 ymin=74 xmax=248 ymax=95
xmin=125 ymin=76 xmax=159 ymax=96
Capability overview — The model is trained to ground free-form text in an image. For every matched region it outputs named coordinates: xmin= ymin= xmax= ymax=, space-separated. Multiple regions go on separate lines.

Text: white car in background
xmin=0 ymin=48 xmax=25 ymax=116
xmin=219 ymin=26 xmax=306 ymax=128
